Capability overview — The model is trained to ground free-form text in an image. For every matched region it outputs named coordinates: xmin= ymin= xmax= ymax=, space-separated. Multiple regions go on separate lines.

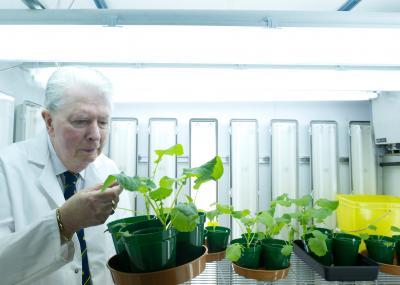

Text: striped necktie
xmin=63 ymin=171 xmax=92 ymax=285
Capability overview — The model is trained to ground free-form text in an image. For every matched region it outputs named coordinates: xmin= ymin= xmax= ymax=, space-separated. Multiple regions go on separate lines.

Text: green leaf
xmin=154 ymin=144 xmax=184 ymax=164
xmin=100 ymin=174 xmax=117 ymax=192
xmin=315 ymin=199 xmax=339 ymax=211
xmin=159 ymin=176 xmax=175 ymax=189
xmin=281 ymin=244 xmax=293 ymax=256
xmin=308 ymin=237 xmax=328 ymax=257
xmin=310 ymin=208 xmax=333 ymax=223
xmin=109 ymin=173 xmax=156 ymax=193
xmin=183 ymin=156 xmax=224 ymax=189
xmin=293 ymin=195 xmax=312 ymax=207
xmin=170 ymin=202 xmax=199 ymax=232
xmin=311 ymin=230 xmax=327 ymax=241
xmin=360 ymin=233 xmax=370 ymax=240
xmin=368 ymin=224 xmax=378 ymax=231
xmin=240 ymin=216 xmax=257 ymax=228
xmin=391 ymin=226 xmax=400 ymax=233
xmin=384 ymin=241 xmax=395 ymax=247
xmin=231 ymin=209 xmax=250 ymax=219
xmin=206 ymin=209 xmax=219 ymax=222
xmin=149 ymin=187 xmax=173 ymax=201
xmin=257 ymin=211 xmax=274 ymax=227
xmin=185 ymin=194 xmax=194 ymax=203
xmin=217 ymin=204 xmax=233 ymax=215
xmin=226 ymin=243 xmax=243 ymax=262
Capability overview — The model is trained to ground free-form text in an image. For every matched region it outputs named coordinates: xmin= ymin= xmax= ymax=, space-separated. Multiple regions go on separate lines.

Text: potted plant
xmin=289 ymin=194 xmax=338 ymax=266
xmin=226 ymin=208 xmax=262 ymax=269
xmin=391 ymin=226 xmax=400 ymax=265
xmin=101 ymin=144 xmax=224 ymax=272
xmin=205 ymin=203 xmax=231 ymax=253
xmin=361 ymin=224 xmax=396 ymax=264
xmin=106 ymin=215 xmax=155 ymax=271
xmin=257 ymin=209 xmax=294 ymax=270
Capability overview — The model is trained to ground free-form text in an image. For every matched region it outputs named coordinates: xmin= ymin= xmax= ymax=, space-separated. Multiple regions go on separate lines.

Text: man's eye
xmin=72 ymin=120 xmax=88 ymax=126
xmin=99 ymin=121 xmax=109 ymax=128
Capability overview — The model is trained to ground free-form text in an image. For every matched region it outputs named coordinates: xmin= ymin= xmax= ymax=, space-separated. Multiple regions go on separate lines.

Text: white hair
xmin=44 ymin=66 xmax=113 ymax=114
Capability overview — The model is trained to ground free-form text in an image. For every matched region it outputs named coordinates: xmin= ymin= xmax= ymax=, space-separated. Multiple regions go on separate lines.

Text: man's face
xmin=43 ymin=86 xmax=111 ymax=173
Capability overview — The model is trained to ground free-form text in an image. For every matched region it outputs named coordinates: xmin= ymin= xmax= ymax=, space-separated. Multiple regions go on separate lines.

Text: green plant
xmin=359 ymin=224 xmax=395 ymax=247
xmin=101 ymin=144 xmax=223 ymax=232
xmin=289 ymin=194 xmax=338 ymax=257
xmin=226 ymin=208 xmax=260 ymax=262
xmin=257 ymin=194 xmax=293 ymax=240
xmin=391 ymin=225 xmax=400 ymax=234
xmin=206 ymin=203 xmax=232 ymax=230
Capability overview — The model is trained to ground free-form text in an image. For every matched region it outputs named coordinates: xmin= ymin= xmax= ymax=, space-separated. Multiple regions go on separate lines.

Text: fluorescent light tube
xmin=1 ymin=25 xmax=400 ymax=66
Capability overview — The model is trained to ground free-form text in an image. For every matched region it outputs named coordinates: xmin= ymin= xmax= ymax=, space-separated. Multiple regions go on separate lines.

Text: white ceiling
xmin=0 ymin=0 xmax=400 ymax=12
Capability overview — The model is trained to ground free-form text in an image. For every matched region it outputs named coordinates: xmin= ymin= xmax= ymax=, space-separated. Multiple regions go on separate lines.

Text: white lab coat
xmin=0 ymin=132 xmax=131 ymax=285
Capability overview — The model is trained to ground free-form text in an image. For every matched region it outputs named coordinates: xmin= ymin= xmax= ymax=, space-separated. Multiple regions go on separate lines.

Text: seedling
xmin=101 ymin=144 xmax=223 ymax=232
xmin=289 ymin=195 xmax=338 ymax=257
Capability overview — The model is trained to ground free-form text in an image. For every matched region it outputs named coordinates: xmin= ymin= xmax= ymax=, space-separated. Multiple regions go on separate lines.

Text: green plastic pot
xmin=122 ymin=219 xmax=177 ymax=273
xmin=205 ymin=226 xmax=231 ymax=253
xmin=107 ymin=215 xmax=155 ymax=253
xmin=312 ymin=227 xmax=333 ymax=237
xmin=230 ymin=238 xmax=262 ymax=269
xmin=236 ymin=244 xmax=262 ymax=269
xmin=230 ymin=238 xmax=246 ymax=245
xmin=176 ymin=212 xmax=206 ymax=264
xmin=365 ymin=235 xmax=396 ymax=264
xmin=392 ymin=235 xmax=400 ymax=265
xmin=304 ymin=231 xmax=333 ymax=266
xmin=332 ymin=233 xmax=361 ymax=266
xmin=261 ymin=239 xmax=291 ymax=270
xmin=106 ymin=215 xmax=154 ymax=271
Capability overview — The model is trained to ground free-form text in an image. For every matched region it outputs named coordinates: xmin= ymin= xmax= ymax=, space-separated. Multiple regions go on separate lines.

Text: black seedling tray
xmin=293 ymin=240 xmax=379 ymax=281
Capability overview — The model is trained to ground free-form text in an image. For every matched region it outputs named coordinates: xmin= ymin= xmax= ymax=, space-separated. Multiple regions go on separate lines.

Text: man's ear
xmin=42 ymin=110 xmax=54 ymax=135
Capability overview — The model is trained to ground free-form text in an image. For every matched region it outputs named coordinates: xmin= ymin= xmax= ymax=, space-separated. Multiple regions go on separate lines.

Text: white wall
xmin=0 ymin=64 xmax=45 ymax=143
xmin=113 ymin=100 xmax=371 ymax=226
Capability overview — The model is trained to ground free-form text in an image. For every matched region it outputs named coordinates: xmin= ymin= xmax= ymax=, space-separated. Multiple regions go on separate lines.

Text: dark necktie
xmin=63 ymin=171 xmax=92 ymax=285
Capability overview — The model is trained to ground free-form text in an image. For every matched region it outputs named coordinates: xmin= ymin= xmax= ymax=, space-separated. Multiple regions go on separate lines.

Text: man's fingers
xmin=112 ymin=185 xmax=123 ymax=195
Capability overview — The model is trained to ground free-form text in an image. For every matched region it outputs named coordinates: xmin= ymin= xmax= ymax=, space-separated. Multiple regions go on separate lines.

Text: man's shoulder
xmin=93 ymin=153 xmax=119 ymax=171
xmin=0 ymin=139 xmax=31 ymax=163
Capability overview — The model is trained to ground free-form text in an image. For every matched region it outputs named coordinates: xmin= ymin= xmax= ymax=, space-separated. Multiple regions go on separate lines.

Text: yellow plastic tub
xmin=336 ymin=194 xmax=400 ymax=237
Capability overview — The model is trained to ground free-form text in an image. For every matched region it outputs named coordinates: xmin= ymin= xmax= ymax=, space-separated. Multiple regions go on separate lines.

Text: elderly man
xmin=0 ymin=67 xmax=129 ymax=285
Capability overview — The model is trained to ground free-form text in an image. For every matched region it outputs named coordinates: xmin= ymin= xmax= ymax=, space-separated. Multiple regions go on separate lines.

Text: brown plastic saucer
xmin=232 ymin=263 xmax=290 ymax=281
xmin=205 ymin=250 xmax=226 ymax=262
xmin=107 ymin=246 xmax=207 ymax=285
xmin=361 ymin=250 xmax=400 ymax=275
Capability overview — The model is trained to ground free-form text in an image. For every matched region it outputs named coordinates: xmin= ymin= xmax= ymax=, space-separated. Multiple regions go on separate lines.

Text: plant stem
xmin=165 ymin=182 xmax=186 ymax=229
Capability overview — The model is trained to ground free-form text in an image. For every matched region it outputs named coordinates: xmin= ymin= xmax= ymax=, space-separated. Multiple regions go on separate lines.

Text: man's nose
xmin=87 ymin=121 xmax=101 ymax=141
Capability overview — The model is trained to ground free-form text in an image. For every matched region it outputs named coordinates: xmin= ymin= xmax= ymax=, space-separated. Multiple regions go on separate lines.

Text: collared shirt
xmin=46 ymin=134 xmax=86 ymax=192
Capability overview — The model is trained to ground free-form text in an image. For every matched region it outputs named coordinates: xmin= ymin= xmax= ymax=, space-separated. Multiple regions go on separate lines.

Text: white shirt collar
xmin=46 ymin=134 xmax=86 ymax=179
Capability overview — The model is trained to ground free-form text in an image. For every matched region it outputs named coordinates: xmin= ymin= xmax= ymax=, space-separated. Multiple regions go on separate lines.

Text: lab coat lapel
xmin=84 ymin=160 xmax=102 ymax=188
xmin=38 ymin=162 xmax=65 ymax=208
xmin=28 ymin=132 xmax=65 ymax=208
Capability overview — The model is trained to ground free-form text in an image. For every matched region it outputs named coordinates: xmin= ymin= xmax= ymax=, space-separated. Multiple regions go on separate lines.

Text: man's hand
xmin=59 ymin=183 xmax=122 ymax=239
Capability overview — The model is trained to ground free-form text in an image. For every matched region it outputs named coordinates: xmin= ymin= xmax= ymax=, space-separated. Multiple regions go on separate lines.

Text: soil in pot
xmin=332 ymin=233 xmax=361 ymax=266
xmin=122 ymin=219 xmax=177 ymax=273
xmin=177 ymin=212 xmax=207 ymax=264
xmin=261 ymin=239 xmax=291 ymax=270
xmin=365 ymin=235 xmax=396 ymax=264
xmin=205 ymin=226 xmax=231 ymax=253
